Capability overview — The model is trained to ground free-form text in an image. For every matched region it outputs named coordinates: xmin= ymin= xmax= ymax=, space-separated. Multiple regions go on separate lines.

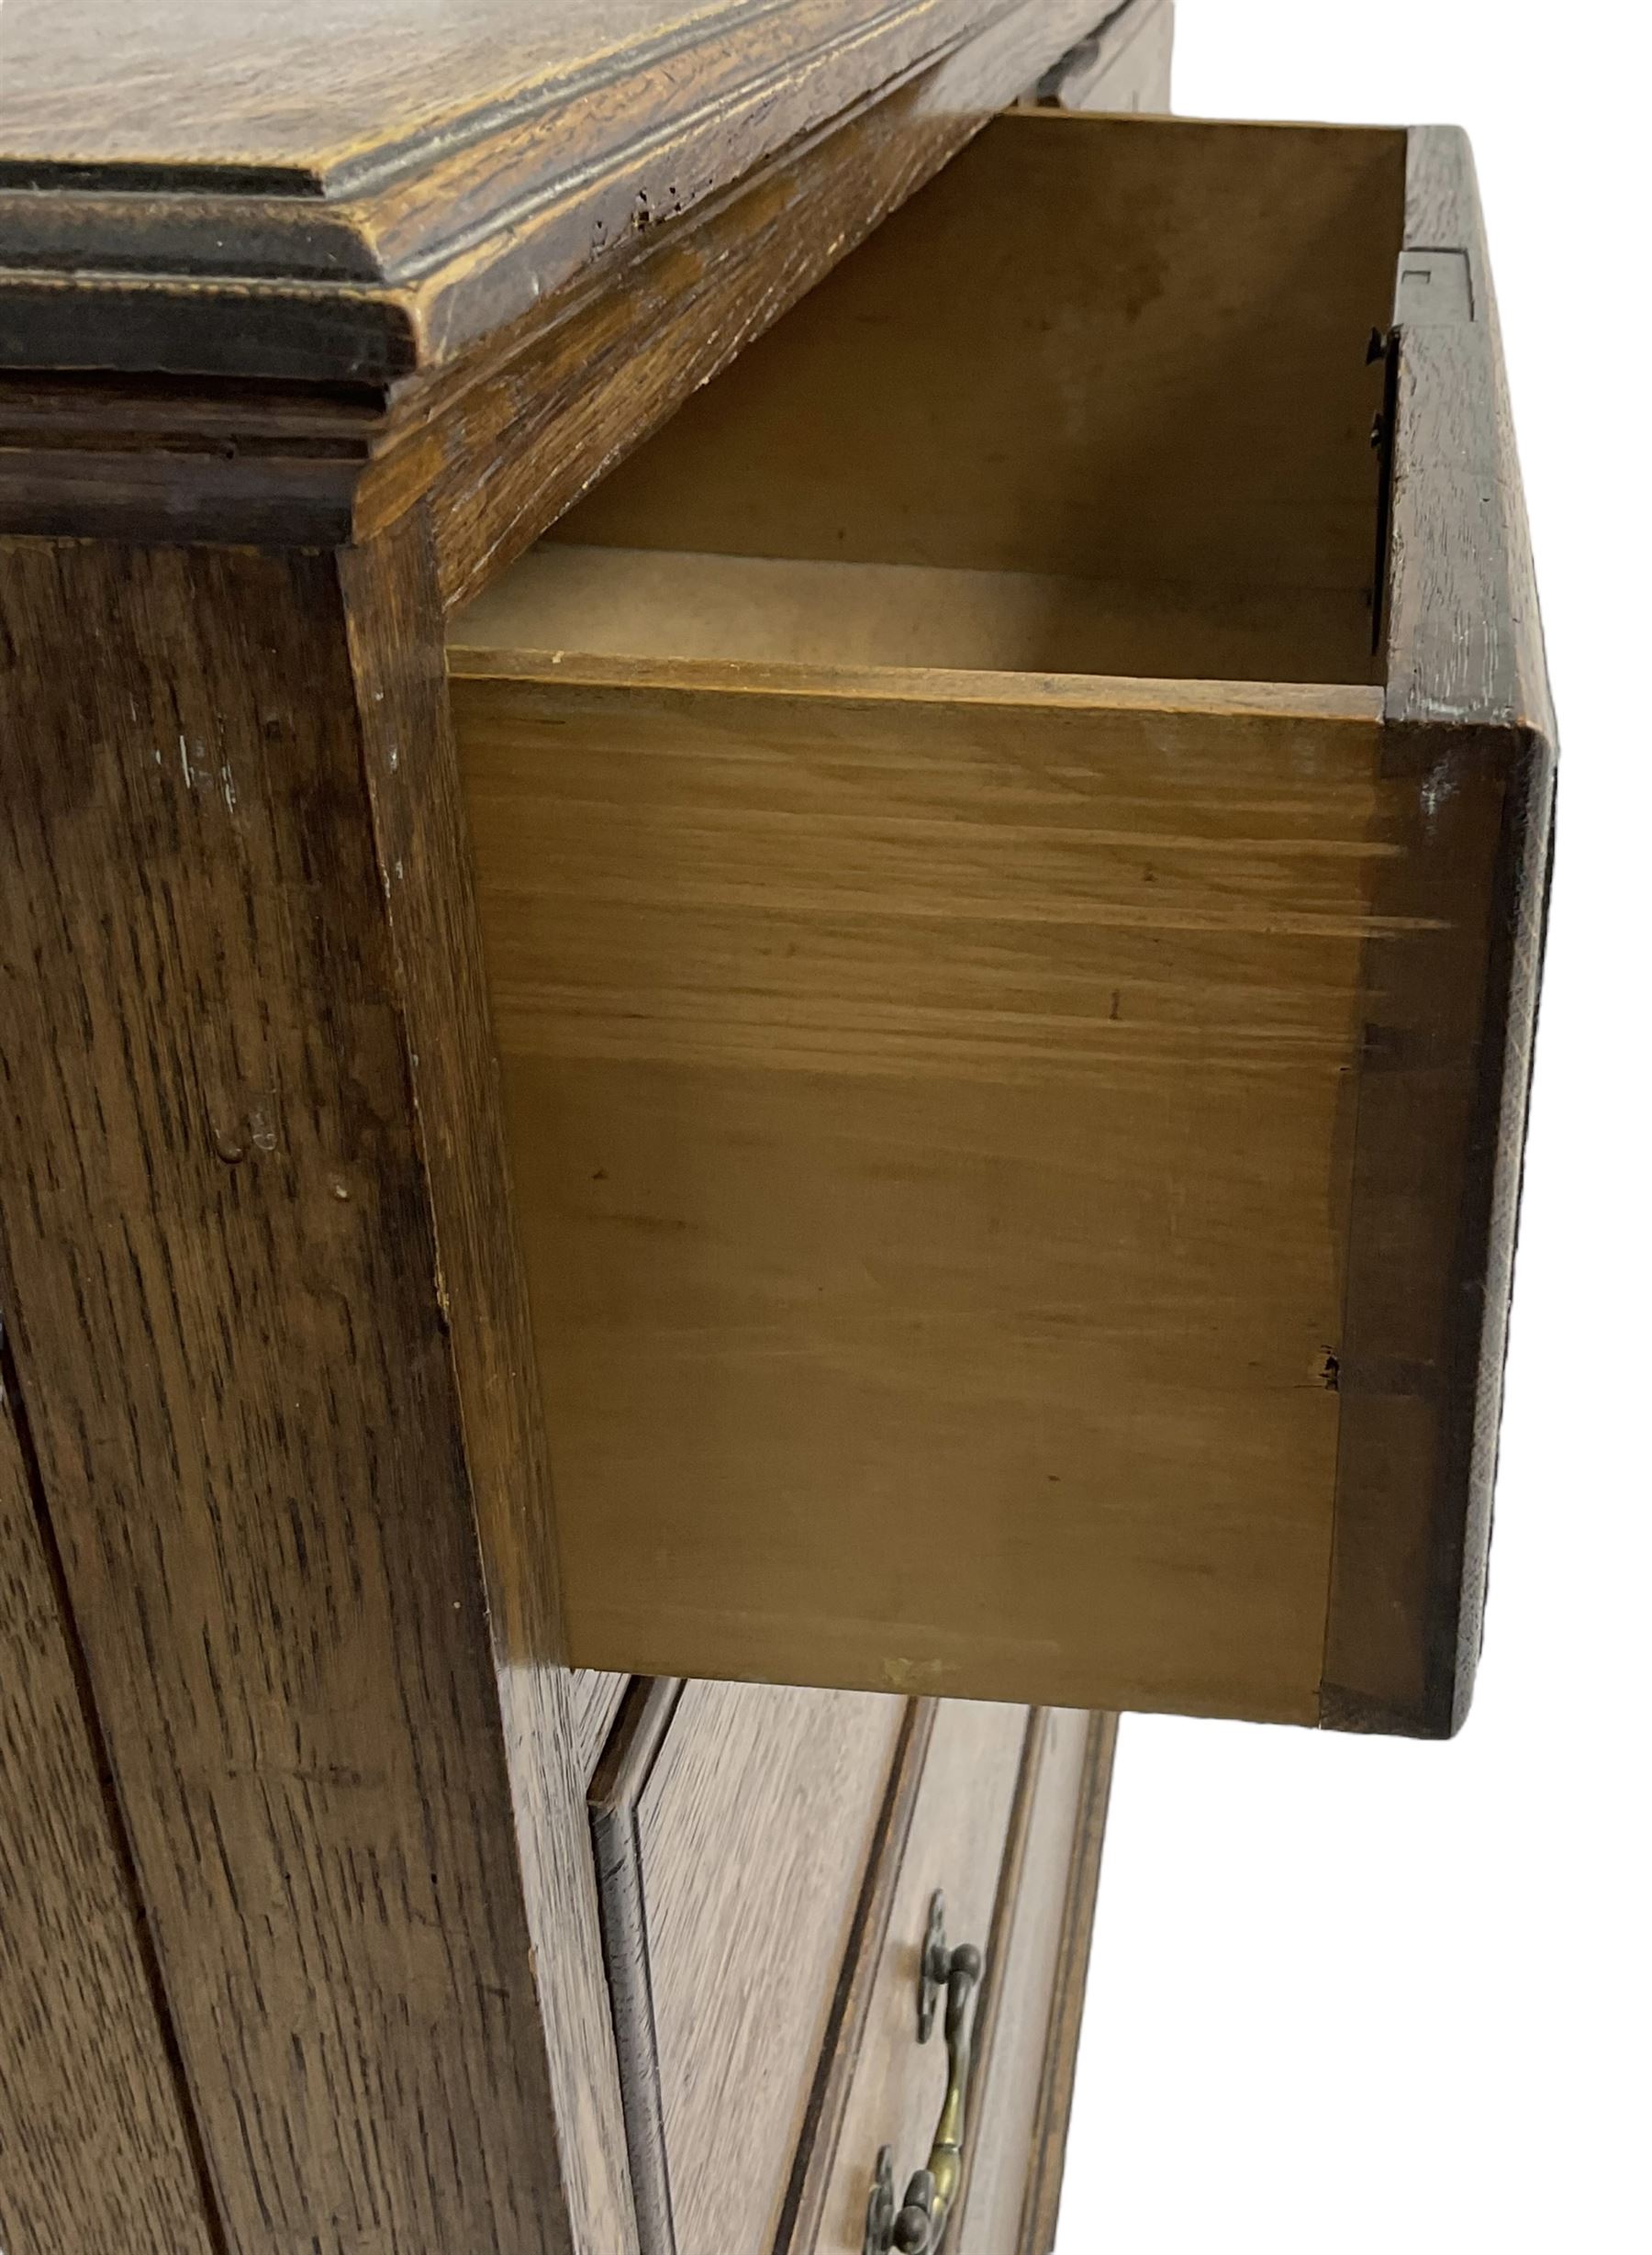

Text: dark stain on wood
xmin=0 ymin=534 xmax=619 ymax=2252
xmin=1323 ymin=126 xmax=1557 ymax=1736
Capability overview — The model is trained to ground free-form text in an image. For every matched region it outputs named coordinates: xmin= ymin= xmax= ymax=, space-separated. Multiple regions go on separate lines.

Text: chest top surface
xmin=1 ymin=0 xmax=847 ymax=184
xmin=0 ymin=0 xmax=1085 ymax=382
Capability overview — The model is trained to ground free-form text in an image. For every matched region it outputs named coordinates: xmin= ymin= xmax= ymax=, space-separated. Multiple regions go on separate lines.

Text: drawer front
xmin=794 ymin=1705 xmax=1115 ymax=2255
xmin=953 ymin=1710 xmax=1112 ymax=2254
xmin=591 ymin=1677 xmax=905 ymax=2255
xmin=795 ymin=1699 xmax=1032 ymax=2254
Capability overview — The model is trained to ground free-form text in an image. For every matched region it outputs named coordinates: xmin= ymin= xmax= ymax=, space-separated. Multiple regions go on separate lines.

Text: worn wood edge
xmin=0 ymin=535 xmax=608 ymax=2250
xmin=444 ymin=644 xmax=1386 ymax=720
xmin=342 ymin=516 xmax=569 ymax=1669
xmin=572 ymin=1672 xmax=635 ymax=1786
xmin=400 ymin=60 xmax=1002 ymax=606
xmin=403 ymin=2 xmax=1117 ymax=605
xmin=943 ymin=1709 xmax=1047 ymax=2243
xmin=1015 ymin=1714 xmax=1119 ymax=2254
xmin=588 ymin=1677 xmax=689 ymax=1815
xmin=0 ymin=4 xmax=1097 ymax=550
xmin=588 ymin=1679 xmax=689 ymax=2255
xmin=0 ymin=0 xmax=923 ymax=200
xmin=0 ymin=368 xmax=385 ymax=544
xmin=419 ymin=111 xmax=1404 ymax=607
xmin=0 ymin=267 xmax=418 ymax=385
xmin=1385 ymin=125 xmax=1553 ymax=740
xmin=2 ymin=0 xmax=1028 ymax=238
xmin=402 ymin=0 xmax=1102 ymax=376
xmin=0 ymin=0 xmax=1100 ymax=383
xmin=1322 ymin=718 xmax=1555 ymax=1739
xmin=1447 ymin=728 xmax=1555 ymax=1728
xmin=340 ymin=514 xmax=640 ymax=2247
xmin=775 ymin=1699 xmax=936 ymax=2255
xmin=1030 ymin=0 xmax=1173 ymax=109
xmin=1324 ymin=127 xmax=1556 ymax=1737
xmin=0 ymin=115 xmax=1404 ymax=576
xmin=6 ymin=68 xmax=962 ymax=549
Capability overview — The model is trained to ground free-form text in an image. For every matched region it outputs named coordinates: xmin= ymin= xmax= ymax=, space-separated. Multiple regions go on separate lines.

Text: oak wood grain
xmin=573 ymin=1670 xmax=635 ymax=1782
xmin=0 ymin=5 xmax=1102 ymax=567
xmin=403 ymin=9 xmax=1112 ymax=612
xmin=646 ymin=1682 xmax=905 ymax=2255
xmin=0 ymin=1350 xmax=223 ymax=2255
xmin=0 ymin=533 xmax=626 ymax=2254
xmin=776 ymin=1702 xmax=939 ymax=2255
xmin=1323 ymin=125 xmax=1557 ymax=1735
xmin=0 ymin=0 xmax=1099 ymax=381
xmin=803 ymin=1702 xmax=1032 ymax=2255
xmin=950 ymin=1710 xmax=1091 ymax=2255
xmin=589 ymin=1680 xmax=692 ymax=2255
xmin=1386 ymin=128 xmax=1552 ymax=739
xmin=341 ymin=511 xmax=636 ymax=2248
xmin=1017 ymin=1714 xmax=1119 ymax=2253
xmin=591 ymin=1678 xmax=906 ymax=2255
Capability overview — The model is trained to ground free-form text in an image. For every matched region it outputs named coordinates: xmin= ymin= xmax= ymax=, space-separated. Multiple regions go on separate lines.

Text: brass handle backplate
xmin=864 ymin=1892 xmax=983 ymax=2255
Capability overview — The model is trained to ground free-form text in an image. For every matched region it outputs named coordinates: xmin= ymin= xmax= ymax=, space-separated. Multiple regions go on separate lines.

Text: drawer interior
xmin=443 ymin=109 xmax=1531 ymax=1733
xmin=454 ymin=113 xmax=1406 ymax=689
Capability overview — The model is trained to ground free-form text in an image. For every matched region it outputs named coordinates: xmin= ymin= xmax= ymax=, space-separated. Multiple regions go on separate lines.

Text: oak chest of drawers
xmin=0 ymin=1 xmax=1550 ymax=2250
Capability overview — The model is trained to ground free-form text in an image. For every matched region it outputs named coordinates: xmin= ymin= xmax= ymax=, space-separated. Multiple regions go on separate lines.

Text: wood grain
xmin=341 ymin=511 xmax=636 ymax=2248
xmin=776 ymin=1702 xmax=938 ymax=2255
xmin=803 ymin=1702 xmax=1032 ymax=2255
xmin=0 ymin=1347 xmax=222 ymax=2255
xmin=1323 ymin=125 xmax=1557 ymax=1736
xmin=1017 ymin=1714 xmax=1119 ymax=2254
xmin=1386 ymin=128 xmax=1552 ymax=738
xmin=573 ymin=1670 xmax=634 ymax=1782
xmin=0 ymin=4 xmax=1103 ymax=568
xmin=950 ymin=1710 xmax=1091 ymax=2255
xmin=590 ymin=1678 xmax=906 ymax=2255
xmin=0 ymin=0 xmax=1099 ymax=381
xmin=446 ymin=111 xmax=1549 ymax=1736
xmin=453 ymin=659 xmax=1389 ymax=1721
xmin=0 ymin=534 xmax=625 ymax=2254
xmin=401 ymin=9 xmax=1113 ymax=612
xmin=589 ymin=1680 xmax=692 ymax=2255
xmin=557 ymin=112 xmax=1403 ymax=686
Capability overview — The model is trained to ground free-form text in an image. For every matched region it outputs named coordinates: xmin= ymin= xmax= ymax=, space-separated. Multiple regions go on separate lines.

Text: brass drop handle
xmin=863 ymin=1892 xmax=984 ymax=2255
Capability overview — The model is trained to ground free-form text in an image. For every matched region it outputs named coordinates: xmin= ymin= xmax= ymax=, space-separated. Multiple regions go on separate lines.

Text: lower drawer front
xmin=953 ymin=1710 xmax=1110 ymax=2255
xmin=799 ymin=1700 xmax=1031 ymax=2253
xmin=591 ymin=1677 xmax=905 ymax=2255
xmin=797 ymin=1706 xmax=1111 ymax=2255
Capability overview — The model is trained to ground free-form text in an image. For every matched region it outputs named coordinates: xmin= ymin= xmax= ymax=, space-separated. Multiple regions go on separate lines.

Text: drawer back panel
xmin=546 ymin=112 xmax=1405 ymax=687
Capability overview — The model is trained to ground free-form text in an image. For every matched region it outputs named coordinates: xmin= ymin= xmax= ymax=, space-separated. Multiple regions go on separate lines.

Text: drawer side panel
xmin=457 ymin=670 xmax=1392 ymax=1721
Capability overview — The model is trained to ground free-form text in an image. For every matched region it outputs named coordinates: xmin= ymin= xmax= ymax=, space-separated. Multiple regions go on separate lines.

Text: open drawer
xmin=448 ymin=112 xmax=1554 ymax=1737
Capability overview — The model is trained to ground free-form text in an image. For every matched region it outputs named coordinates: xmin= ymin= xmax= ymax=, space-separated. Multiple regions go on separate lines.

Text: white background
xmin=1056 ymin=5 xmax=1650 ymax=2249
